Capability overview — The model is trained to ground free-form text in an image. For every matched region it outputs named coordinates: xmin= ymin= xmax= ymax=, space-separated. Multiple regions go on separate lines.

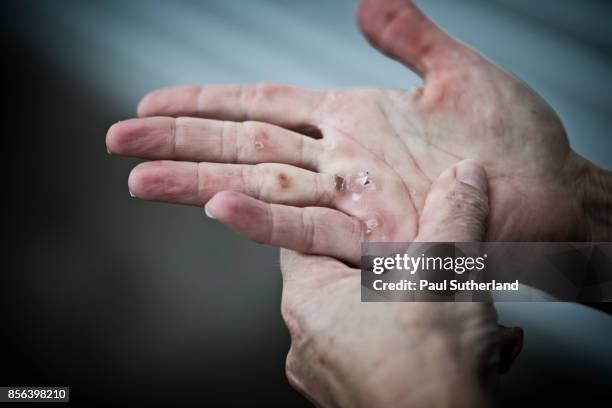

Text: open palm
xmin=107 ymin=0 xmax=587 ymax=265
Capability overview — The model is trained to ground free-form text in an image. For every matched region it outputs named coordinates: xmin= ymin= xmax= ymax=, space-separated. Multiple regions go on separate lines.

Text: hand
xmin=107 ymin=0 xmax=611 ymax=260
xmin=277 ymin=161 xmax=521 ymax=408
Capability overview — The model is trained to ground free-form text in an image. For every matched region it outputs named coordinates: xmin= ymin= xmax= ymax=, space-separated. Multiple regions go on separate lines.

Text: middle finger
xmin=107 ymin=116 xmax=322 ymax=171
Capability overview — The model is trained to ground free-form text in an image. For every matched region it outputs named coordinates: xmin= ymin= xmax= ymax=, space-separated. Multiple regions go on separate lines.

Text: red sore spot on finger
xmin=277 ymin=173 xmax=292 ymax=190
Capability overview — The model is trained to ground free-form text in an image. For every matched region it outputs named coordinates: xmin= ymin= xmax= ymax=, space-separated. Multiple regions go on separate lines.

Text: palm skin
xmin=311 ymin=56 xmax=583 ymax=244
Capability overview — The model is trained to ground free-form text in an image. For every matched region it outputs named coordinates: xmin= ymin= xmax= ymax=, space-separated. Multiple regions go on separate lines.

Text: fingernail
xmin=204 ymin=203 xmax=215 ymax=219
xmin=129 ymin=190 xmax=136 ymax=198
xmin=107 ymin=147 xmax=112 ymax=155
xmin=456 ymin=160 xmax=487 ymax=193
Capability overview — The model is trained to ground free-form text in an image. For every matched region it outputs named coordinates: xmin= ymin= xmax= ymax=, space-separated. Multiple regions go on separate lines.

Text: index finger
xmin=137 ymin=82 xmax=326 ymax=131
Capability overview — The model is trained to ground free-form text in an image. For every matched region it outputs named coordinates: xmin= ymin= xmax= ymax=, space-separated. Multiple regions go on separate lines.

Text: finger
xmin=416 ymin=160 xmax=489 ymax=241
xmin=137 ymin=82 xmax=325 ymax=130
xmin=279 ymin=249 xmax=358 ymax=287
xmin=128 ymin=161 xmax=337 ymax=208
xmin=205 ymin=191 xmax=364 ymax=265
xmin=357 ymin=0 xmax=468 ymax=77
xmin=107 ymin=117 xmax=321 ymax=171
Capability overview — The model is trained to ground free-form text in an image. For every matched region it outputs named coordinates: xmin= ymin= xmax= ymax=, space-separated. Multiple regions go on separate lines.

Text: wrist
xmin=571 ymin=153 xmax=612 ymax=241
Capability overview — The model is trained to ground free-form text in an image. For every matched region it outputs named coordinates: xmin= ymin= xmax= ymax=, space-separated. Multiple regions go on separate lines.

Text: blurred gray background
xmin=2 ymin=0 xmax=612 ymax=405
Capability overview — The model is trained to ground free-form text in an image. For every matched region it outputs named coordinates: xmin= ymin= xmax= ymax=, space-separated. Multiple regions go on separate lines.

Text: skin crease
xmin=104 ymin=0 xmax=610 ymax=406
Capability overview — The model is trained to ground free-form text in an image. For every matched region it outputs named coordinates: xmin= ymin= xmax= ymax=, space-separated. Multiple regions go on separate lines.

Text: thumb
xmin=417 ymin=160 xmax=489 ymax=242
xmin=356 ymin=0 xmax=468 ymax=77
xmin=417 ymin=163 xmax=524 ymax=373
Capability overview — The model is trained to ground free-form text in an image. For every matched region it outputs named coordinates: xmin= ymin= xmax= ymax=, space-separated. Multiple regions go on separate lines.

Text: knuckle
xmin=280 ymin=289 xmax=316 ymax=345
xmin=284 ymin=350 xmax=298 ymax=384
xmin=173 ymin=117 xmax=185 ymax=154
xmin=314 ymin=174 xmax=331 ymax=206
xmin=447 ymin=188 xmax=488 ymax=217
xmin=239 ymin=165 xmax=257 ymax=198
xmin=301 ymin=208 xmax=317 ymax=253
xmin=280 ymin=296 xmax=293 ymax=326
xmin=280 ymin=294 xmax=302 ymax=338
xmin=218 ymin=120 xmax=233 ymax=162
xmin=238 ymin=121 xmax=264 ymax=160
xmin=253 ymin=164 xmax=271 ymax=199
xmin=284 ymin=349 xmax=307 ymax=395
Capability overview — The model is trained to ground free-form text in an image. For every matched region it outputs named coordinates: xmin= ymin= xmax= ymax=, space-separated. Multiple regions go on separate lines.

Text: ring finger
xmin=128 ymin=160 xmax=338 ymax=208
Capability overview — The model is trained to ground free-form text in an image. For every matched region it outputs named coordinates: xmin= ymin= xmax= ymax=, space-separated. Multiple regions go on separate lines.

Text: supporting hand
xmin=276 ymin=161 xmax=520 ymax=408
